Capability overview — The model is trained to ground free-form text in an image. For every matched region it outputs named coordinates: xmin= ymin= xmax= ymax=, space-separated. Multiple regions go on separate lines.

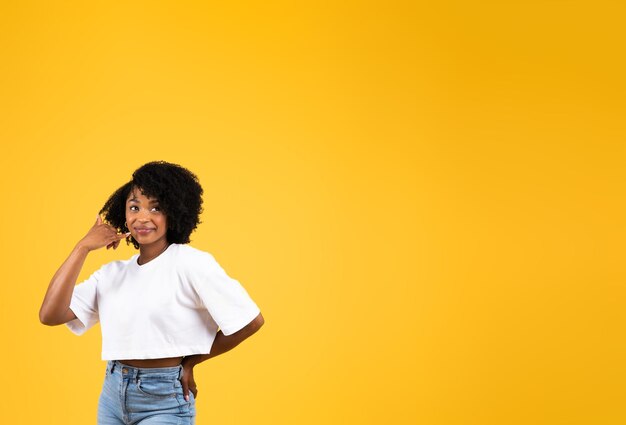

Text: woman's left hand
xmin=181 ymin=359 xmax=198 ymax=401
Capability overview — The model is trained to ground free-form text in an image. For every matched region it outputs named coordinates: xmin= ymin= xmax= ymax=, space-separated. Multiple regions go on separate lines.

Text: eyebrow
xmin=127 ymin=197 xmax=160 ymax=204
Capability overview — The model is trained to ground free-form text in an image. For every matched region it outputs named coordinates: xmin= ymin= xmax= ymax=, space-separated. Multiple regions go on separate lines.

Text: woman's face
xmin=125 ymin=187 xmax=168 ymax=247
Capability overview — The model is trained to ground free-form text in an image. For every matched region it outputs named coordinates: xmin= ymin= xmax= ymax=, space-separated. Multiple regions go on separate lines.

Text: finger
xmin=188 ymin=377 xmax=198 ymax=398
xmin=181 ymin=378 xmax=190 ymax=402
xmin=96 ymin=214 xmax=103 ymax=225
xmin=117 ymin=232 xmax=131 ymax=240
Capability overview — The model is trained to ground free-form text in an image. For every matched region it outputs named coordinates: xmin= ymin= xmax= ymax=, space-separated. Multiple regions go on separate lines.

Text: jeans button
xmin=122 ymin=368 xmax=128 ymax=374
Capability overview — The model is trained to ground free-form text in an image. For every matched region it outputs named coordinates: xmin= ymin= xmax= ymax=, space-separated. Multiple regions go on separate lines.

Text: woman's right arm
xmin=39 ymin=215 xmax=130 ymax=326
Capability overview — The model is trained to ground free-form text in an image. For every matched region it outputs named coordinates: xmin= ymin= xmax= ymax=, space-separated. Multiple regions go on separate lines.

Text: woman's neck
xmin=138 ymin=241 xmax=170 ymax=265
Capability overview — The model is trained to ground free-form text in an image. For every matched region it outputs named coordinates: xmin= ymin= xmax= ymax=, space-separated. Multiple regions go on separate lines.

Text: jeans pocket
xmin=136 ymin=377 xmax=177 ymax=399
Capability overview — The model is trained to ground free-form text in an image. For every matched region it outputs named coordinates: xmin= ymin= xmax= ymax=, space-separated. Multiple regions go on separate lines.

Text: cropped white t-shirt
xmin=66 ymin=243 xmax=261 ymax=360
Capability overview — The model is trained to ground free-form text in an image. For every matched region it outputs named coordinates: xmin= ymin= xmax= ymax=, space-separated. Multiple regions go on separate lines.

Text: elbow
xmin=39 ymin=308 xmax=60 ymax=326
xmin=39 ymin=310 xmax=53 ymax=326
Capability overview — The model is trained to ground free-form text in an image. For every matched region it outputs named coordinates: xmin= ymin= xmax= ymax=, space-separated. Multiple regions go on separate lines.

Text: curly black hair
xmin=99 ymin=161 xmax=204 ymax=249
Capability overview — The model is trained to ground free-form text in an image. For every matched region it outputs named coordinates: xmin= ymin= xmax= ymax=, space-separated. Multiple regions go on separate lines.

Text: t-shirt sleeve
xmin=189 ymin=252 xmax=261 ymax=336
xmin=66 ymin=268 xmax=103 ymax=335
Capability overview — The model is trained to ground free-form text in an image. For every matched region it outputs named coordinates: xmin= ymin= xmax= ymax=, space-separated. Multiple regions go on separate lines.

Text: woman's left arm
xmin=180 ymin=312 xmax=265 ymax=401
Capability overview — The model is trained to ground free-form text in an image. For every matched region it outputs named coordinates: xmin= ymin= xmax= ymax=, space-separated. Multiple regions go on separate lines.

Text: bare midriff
xmin=118 ymin=356 xmax=184 ymax=368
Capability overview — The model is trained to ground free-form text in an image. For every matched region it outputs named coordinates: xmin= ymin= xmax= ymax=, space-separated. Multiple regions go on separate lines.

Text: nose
xmin=137 ymin=210 xmax=151 ymax=222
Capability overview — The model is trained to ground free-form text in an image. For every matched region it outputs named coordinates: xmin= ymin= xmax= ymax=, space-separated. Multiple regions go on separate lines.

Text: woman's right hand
xmin=40 ymin=214 xmax=127 ymax=326
xmin=77 ymin=215 xmax=130 ymax=252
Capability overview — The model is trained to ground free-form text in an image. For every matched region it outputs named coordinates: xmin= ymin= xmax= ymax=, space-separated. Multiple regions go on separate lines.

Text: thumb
xmin=96 ymin=214 xmax=103 ymax=225
xmin=117 ymin=232 xmax=131 ymax=240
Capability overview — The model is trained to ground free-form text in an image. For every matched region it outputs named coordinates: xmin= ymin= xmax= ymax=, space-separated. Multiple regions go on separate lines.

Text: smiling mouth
xmin=135 ymin=228 xmax=155 ymax=233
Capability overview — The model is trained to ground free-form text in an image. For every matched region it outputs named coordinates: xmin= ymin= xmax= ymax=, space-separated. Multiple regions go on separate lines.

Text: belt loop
xmin=178 ymin=365 xmax=184 ymax=380
xmin=109 ymin=361 xmax=115 ymax=374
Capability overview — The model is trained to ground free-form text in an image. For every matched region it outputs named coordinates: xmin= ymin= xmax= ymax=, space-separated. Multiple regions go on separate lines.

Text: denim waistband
xmin=107 ymin=360 xmax=183 ymax=380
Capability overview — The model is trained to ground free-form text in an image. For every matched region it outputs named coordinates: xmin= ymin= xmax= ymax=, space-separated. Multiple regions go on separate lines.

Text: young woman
xmin=39 ymin=161 xmax=264 ymax=424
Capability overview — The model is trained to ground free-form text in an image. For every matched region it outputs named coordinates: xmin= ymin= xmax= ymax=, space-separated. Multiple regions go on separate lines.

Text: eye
xmin=151 ymin=206 xmax=161 ymax=212
xmin=129 ymin=206 xmax=139 ymax=211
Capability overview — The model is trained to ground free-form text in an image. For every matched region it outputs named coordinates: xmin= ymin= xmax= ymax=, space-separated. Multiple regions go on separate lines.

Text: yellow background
xmin=0 ymin=1 xmax=624 ymax=424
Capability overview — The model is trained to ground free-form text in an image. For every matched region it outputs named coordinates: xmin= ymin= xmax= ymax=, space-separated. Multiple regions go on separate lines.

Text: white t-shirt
xmin=66 ymin=243 xmax=261 ymax=360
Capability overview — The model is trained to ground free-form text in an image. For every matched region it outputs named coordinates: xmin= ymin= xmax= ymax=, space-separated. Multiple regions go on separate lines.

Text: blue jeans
xmin=98 ymin=361 xmax=196 ymax=425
